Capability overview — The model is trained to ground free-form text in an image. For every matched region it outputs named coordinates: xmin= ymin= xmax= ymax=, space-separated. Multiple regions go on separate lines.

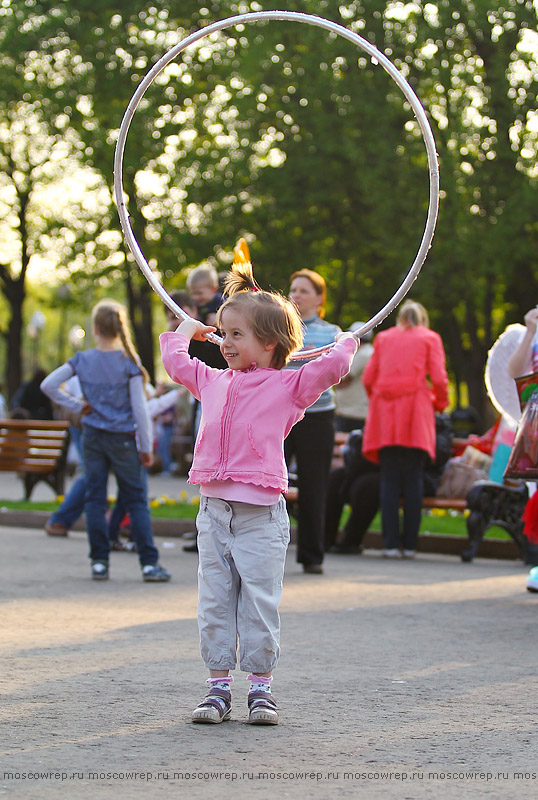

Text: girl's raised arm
xmin=283 ymin=335 xmax=358 ymax=409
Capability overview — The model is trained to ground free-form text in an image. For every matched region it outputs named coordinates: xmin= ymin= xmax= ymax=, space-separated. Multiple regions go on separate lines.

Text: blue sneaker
xmin=142 ymin=564 xmax=171 ymax=582
xmin=526 ymin=566 xmax=538 ymax=593
xmin=92 ymin=562 xmax=109 ymax=581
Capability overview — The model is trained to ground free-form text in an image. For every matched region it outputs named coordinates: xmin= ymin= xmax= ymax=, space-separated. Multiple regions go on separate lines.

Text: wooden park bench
xmin=0 ymin=419 xmax=70 ymax=500
xmin=462 ymin=479 xmax=538 ymax=563
xmin=284 ymin=486 xmax=467 ymax=516
xmin=284 ymin=432 xmax=538 ymax=564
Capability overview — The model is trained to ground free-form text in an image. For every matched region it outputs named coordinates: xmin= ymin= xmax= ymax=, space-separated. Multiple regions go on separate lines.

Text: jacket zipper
xmin=215 ymin=372 xmax=242 ymax=479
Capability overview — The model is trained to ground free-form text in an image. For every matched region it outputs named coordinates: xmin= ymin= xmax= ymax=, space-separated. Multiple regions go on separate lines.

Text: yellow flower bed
xmin=148 ymin=493 xmax=200 ymax=508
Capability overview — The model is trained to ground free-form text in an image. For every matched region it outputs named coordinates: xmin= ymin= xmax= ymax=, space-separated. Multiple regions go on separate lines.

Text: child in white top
xmin=508 ymin=307 xmax=538 ymax=378
xmin=160 ymin=260 xmax=357 ymax=725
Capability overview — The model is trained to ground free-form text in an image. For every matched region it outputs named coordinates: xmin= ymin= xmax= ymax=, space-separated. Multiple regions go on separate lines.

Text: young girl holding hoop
xmin=41 ymin=299 xmax=171 ymax=583
xmin=160 ymin=261 xmax=357 ymax=725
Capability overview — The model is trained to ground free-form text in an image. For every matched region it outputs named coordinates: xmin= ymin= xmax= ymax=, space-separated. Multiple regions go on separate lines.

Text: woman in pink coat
xmin=362 ymin=300 xmax=449 ymax=557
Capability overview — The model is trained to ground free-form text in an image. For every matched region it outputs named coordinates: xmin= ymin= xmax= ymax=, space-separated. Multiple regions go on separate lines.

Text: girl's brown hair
xmin=217 ymin=262 xmax=303 ymax=369
xmin=289 ymin=268 xmax=327 ymax=318
xmin=92 ymin=299 xmax=150 ymax=383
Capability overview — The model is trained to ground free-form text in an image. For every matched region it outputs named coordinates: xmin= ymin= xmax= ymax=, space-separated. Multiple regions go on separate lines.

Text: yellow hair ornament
xmin=233 ymin=237 xmax=251 ymax=266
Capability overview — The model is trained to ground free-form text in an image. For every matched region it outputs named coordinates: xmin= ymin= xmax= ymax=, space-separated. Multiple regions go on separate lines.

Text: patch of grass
xmin=343 ymin=509 xmax=511 ymax=541
xmin=0 ymin=498 xmax=199 ymax=520
xmin=0 ymin=500 xmax=59 ymax=512
xmin=0 ymin=500 xmax=513 ymax=538
xmin=150 ymin=503 xmax=198 ymax=520
xmin=418 ymin=512 xmax=510 ymax=541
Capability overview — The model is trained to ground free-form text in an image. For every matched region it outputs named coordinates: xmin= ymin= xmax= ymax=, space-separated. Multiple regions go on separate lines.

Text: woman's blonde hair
xmin=397 ymin=299 xmax=429 ymax=328
xmin=217 ymin=262 xmax=303 ymax=369
xmin=289 ymin=268 xmax=327 ymax=319
xmin=92 ymin=299 xmax=149 ymax=383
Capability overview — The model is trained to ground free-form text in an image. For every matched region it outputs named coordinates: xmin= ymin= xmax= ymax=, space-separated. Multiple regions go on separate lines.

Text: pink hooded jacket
xmin=160 ymin=331 xmax=357 ymax=492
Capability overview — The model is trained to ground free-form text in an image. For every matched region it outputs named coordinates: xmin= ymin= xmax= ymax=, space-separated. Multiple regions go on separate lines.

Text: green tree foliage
xmin=54 ymin=1 xmax=199 ymax=379
xmin=113 ymin=0 xmax=432 ymax=329
xmin=1 ymin=0 xmax=536 ymax=422
xmin=382 ymin=0 xmax=538 ymax=412
xmin=0 ymin=1 xmax=119 ymax=396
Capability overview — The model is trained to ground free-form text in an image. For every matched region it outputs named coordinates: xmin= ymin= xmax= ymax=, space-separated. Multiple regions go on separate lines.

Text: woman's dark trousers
xmin=379 ymin=446 xmax=426 ymax=551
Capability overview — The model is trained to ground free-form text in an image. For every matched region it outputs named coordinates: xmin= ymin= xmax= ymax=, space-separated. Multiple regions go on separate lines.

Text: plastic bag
xmin=504 ymin=373 xmax=538 ymax=479
xmin=435 ymin=458 xmax=489 ymax=499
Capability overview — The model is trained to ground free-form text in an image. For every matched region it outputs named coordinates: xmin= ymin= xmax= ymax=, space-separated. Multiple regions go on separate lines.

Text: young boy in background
xmin=186 ymin=265 xmax=223 ymax=328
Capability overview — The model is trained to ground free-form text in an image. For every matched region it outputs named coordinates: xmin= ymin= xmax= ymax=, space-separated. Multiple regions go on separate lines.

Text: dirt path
xmin=1 ymin=526 xmax=537 ymax=799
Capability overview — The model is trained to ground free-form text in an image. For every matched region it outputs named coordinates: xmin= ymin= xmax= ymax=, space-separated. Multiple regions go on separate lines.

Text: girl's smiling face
xmin=219 ymin=307 xmax=275 ymax=371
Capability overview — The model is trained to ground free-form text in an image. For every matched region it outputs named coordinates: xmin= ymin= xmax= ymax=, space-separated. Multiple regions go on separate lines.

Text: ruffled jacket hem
xmin=188 ymin=471 xmax=288 ymax=492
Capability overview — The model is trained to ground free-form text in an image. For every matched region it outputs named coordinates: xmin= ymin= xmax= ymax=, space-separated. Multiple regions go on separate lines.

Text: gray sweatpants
xmin=196 ymin=495 xmax=290 ymax=673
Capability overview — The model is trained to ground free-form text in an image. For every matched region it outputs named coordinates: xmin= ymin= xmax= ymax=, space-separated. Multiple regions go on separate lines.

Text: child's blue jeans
xmin=49 ymin=426 xmax=85 ymax=529
xmin=82 ymin=426 xmax=159 ymax=567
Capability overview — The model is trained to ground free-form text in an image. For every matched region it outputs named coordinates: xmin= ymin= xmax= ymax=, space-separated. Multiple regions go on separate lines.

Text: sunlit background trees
xmin=1 ymin=0 xmax=537 ymax=421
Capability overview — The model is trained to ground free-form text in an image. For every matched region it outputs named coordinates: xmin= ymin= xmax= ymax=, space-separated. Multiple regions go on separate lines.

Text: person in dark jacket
xmin=13 ymin=368 xmax=53 ymax=419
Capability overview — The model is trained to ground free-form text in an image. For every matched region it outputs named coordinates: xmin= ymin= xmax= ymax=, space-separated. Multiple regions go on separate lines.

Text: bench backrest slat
xmin=1 ymin=430 xmax=67 ymax=439
xmin=0 ymin=462 xmax=60 ymax=472
xmin=0 ymin=419 xmax=70 ymax=431
xmin=0 ymin=440 xmax=67 ymax=452
xmin=0 ymin=450 xmax=62 ymax=464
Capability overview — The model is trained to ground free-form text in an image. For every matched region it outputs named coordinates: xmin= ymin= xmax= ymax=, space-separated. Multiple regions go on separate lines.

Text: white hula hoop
xmin=113 ymin=11 xmax=439 ymax=359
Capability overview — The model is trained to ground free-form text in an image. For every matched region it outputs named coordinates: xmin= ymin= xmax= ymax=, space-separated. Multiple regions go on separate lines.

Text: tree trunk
xmin=463 ymin=361 xmax=488 ymax=432
xmin=125 ymin=266 xmax=155 ymax=384
xmin=442 ymin=307 xmax=489 ymax=431
xmin=120 ymin=169 xmax=155 ymax=383
xmin=0 ymin=270 xmax=26 ymax=402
